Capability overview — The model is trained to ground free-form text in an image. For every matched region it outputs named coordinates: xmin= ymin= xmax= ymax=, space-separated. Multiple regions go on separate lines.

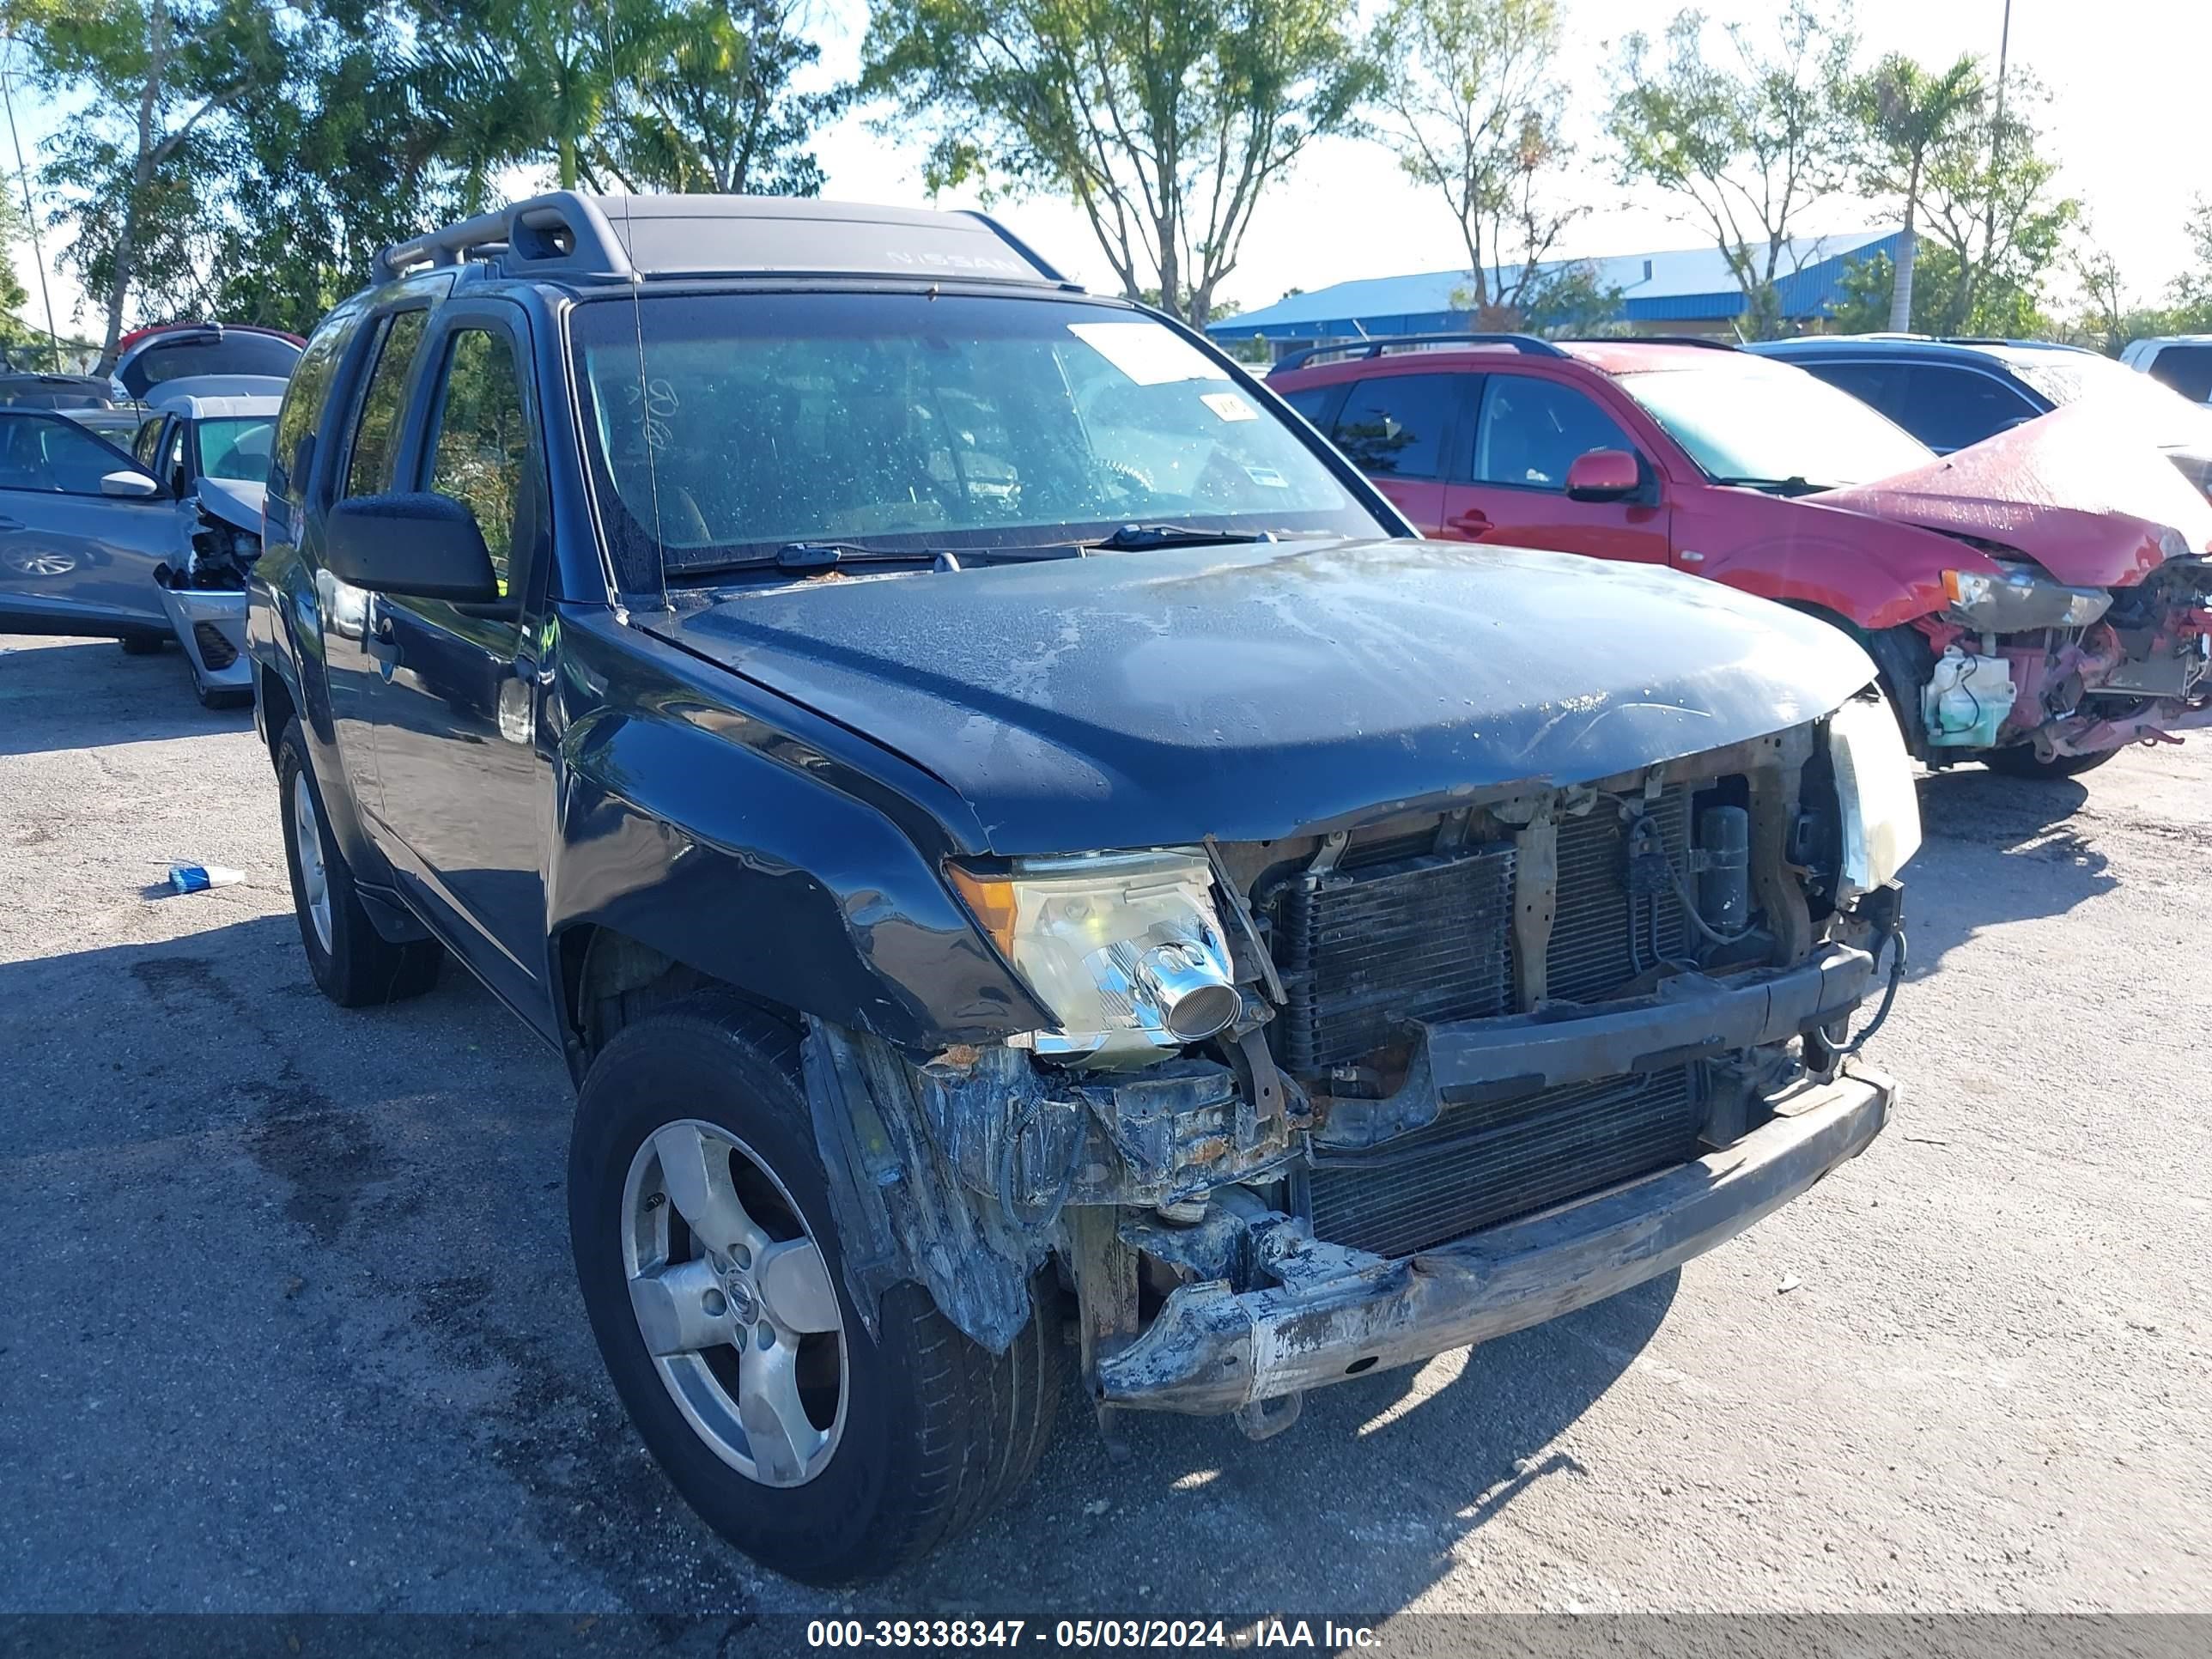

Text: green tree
xmin=425 ymin=0 xmax=673 ymax=191
xmin=1910 ymin=67 xmax=2076 ymax=336
xmin=863 ymin=0 xmax=1370 ymax=326
xmin=2165 ymin=197 xmax=2212 ymax=326
xmin=216 ymin=2 xmax=480 ymax=332
xmin=4 ymin=0 xmax=288 ymax=365
xmin=598 ymin=0 xmax=842 ymax=194
xmin=1852 ymin=51 xmax=1982 ymax=333
xmin=1607 ymin=1 xmax=1857 ymax=340
xmin=1368 ymin=0 xmax=1584 ymax=323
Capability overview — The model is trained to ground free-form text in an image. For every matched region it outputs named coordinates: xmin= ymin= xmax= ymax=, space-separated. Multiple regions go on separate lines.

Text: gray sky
xmin=3 ymin=0 xmax=2198 ymax=335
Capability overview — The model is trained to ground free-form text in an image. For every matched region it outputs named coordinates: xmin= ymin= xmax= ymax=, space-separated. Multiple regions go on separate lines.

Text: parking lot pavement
xmin=3 ymin=629 xmax=2209 ymax=1622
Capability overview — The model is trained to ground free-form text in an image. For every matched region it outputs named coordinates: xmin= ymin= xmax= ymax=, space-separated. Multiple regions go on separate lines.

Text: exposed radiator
xmin=1548 ymin=789 xmax=1692 ymax=1002
xmin=1271 ymin=842 xmax=1516 ymax=1073
xmin=1307 ymin=1067 xmax=1703 ymax=1259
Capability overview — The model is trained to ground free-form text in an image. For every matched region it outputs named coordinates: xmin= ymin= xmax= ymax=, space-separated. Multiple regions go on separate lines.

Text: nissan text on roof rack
xmin=245 ymin=191 xmax=1919 ymax=1584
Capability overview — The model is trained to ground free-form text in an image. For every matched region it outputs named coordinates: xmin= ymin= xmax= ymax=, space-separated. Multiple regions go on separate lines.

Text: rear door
xmin=1792 ymin=359 xmax=1912 ymax=427
xmin=0 ymin=411 xmax=177 ymax=636
xmin=354 ymin=299 xmax=554 ymax=1021
xmin=1450 ymin=370 xmax=1670 ymax=564
xmin=1322 ymin=370 xmax=1467 ymax=534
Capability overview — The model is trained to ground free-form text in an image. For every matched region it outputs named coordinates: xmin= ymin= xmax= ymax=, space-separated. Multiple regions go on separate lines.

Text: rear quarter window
xmin=270 ymin=304 xmax=368 ymax=506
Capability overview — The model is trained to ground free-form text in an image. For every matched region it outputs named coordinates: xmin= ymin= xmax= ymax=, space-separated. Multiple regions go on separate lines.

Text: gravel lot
xmin=3 ymin=629 xmax=2208 ymax=1623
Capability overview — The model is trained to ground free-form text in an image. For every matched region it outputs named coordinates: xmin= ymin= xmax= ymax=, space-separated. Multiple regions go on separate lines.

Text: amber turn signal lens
xmin=945 ymin=865 xmax=1019 ymax=957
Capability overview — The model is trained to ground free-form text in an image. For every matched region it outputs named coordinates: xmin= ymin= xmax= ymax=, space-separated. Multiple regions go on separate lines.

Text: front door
xmin=0 ymin=411 xmax=178 ymax=636
xmin=1450 ymin=373 xmax=1671 ymax=564
xmin=356 ymin=301 xmax=553 ymax=1023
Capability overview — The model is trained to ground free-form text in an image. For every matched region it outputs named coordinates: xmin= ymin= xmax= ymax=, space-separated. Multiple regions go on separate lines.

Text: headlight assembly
xmin=948 ymin=848 xmax=1242 ymax=1066
xmin=1942 ymin=562 xmax=2111 ymax=631
xmin=1826 ymin=691 xmax=1922 ymax=897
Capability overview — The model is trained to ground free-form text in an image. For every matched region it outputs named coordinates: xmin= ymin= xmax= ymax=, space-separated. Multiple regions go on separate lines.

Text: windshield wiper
xmin=1077 ymin=524 xmax=1281 ymax=551
xmin=672 ymin=542 xmax=948 ymax=578
xmin=1710 ymin=474 xmax=1829 ymax=497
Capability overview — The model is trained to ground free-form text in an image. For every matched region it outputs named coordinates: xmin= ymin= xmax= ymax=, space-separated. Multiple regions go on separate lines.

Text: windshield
xmin=2009 ymin=352 xmax=2212 ymax=449
xmin=197 ymin=416 xmax=275 ymax=482
xmin=568 ymin=292 xmax=1385 ymax=583
xmin=1620 ymin=362 xmax=1934 ymax=489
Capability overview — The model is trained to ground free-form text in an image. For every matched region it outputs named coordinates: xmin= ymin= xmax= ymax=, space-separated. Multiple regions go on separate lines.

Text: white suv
xmin=2123 ymin=335 xmax=2212 ymax=404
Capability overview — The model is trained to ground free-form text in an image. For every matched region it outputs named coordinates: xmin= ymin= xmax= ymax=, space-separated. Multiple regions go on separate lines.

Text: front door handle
xmin=366 ymin=612 xmax=398 ymax=665
xmin=1446 ymin=509 xmax=1491 ymax=536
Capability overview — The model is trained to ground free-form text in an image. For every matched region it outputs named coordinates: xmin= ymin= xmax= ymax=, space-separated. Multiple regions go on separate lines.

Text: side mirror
xmin=322 ymin=492 xmax=501 ymax=603
xmin=99 ymin=469 xmax=161 ymax=499
xmin=1564 ymin=448 xmax=1642 ymax=502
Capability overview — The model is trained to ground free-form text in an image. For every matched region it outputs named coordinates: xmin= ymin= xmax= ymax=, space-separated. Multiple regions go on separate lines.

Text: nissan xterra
xmin=246 ymin=192 xmax=1920 ymax=1584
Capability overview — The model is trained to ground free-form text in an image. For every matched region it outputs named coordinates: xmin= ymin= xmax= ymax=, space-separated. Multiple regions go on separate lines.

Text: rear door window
xmin=1897 ymin=366 xmax=2040 ymax=453
xmin=1472 ymin=374 xmax=1634 ymax=490
xmin=341 ymin=310 xmax=430 ymax=499
xmin=1329 ymin=374 xmax=1462 ymax=478
xmin=1800 ymin=361 xmax=1909 ymax=424
xmin=271 ymin=304 xmax=368 ymax=506
xmin=2146 ymin=345 xmax=2212 ymax=404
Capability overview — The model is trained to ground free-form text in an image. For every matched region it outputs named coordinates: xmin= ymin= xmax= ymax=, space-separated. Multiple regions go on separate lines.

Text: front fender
xmin=548 ymin=700 xmax=1049 ymax=1051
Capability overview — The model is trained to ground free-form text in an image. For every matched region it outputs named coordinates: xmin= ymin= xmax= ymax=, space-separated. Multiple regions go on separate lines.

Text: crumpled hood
xmin=1816 ymin=403 xmax=2212 ymax=587
xmin=195 ymin=476 xmax=266 ymax=538
xmin=650 ymin=538 xmax=1874 ymax=854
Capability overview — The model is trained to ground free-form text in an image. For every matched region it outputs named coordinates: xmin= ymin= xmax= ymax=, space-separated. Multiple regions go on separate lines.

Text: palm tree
xmin=1858 ymin=52 xmax=1984 ymax=333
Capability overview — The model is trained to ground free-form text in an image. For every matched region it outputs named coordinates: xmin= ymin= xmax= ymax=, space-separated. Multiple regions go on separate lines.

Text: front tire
xmin=568 ymin=998 xmax=1060 ymax=1585
xmin=275 ymin=718 xmax=442 ymax=1006
xmin=1984 ymin=743 xmax=2119 ymax=781
xmin=119 ymin=633 xmax=164 ymax=655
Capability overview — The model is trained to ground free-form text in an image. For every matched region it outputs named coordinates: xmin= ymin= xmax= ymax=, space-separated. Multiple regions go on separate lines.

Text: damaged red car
xmin=1270 ymin=337 xmax=2212 ymax=779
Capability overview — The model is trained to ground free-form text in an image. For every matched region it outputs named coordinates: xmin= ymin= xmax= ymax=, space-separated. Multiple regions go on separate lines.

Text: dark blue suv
xmin=1750 ymin=335 xmax=2212 ymax=491
xmin=247 ymin=191 xmax=1910 ymax=1583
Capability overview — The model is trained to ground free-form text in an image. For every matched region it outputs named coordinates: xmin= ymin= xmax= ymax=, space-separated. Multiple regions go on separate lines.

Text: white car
xmin=2121 ymin=335 xmax=2212 ymax=406
xmin=129 ymin=380 xmax=286 ymax=707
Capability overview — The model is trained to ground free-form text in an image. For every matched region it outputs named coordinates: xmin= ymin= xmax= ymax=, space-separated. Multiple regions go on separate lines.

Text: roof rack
xmin=373 ymin=192 xmax=629 ymax=284
xmin=1561 ymin=334 xmax=1736 ymax=350
xmin=1267 ymin=332 xmax=1566 ymax=375
xmin=369 ymin=190 xmax=1078 ymax=290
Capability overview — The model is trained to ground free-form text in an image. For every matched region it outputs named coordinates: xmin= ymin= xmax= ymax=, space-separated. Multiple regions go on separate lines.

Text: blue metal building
xmin=1204 ymin=228 xmax=1901 ymax=346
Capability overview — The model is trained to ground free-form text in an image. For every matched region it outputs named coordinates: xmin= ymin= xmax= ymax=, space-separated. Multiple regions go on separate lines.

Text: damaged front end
xmin=802 ymin=707 xmax=1913 ymax=1434
xmin=154 ymin=487 xmax=259 ymax=701
xmin=1909 ymin=547 xmax=2212 ymax=762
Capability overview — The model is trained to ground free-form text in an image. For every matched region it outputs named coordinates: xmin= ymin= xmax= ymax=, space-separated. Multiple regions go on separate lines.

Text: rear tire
xmin=275 ymin=718 xmax=442 ymax=1006
xmin=1984 ymin=743 xmax=2119 ymax=781
xmin=568 ymin=996 xmax=1060 ymax=1585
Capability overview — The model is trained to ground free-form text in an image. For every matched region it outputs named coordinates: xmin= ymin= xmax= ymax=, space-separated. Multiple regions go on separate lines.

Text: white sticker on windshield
xmin=1244 ymin=465 xmax=1289 ymax=489
xmin=1200 ymin=391 xmax=1258 ymax=422
xmin=1067 ymin=322 xmax=1229 ymax=386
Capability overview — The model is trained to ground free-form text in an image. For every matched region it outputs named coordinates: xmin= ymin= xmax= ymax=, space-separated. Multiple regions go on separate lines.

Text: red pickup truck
xmin=1270 ymin=336 xmax=2212 ymax=779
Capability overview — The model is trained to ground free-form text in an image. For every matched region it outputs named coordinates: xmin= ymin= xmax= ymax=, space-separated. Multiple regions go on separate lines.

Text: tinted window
xmin=1897 ymin=367 xmax=2039 ymax=453
xmin=1474 ymin=375 xmax=1633 ymax=490
xmin=2146 ymin=345 xmax=2212 ymax=404
xmin=342 ymin=310 xmax=429 ymax=499
xmin=1277 ymin=383 xmax=1336 ymax=426
xmin=424 ymin=328 xmax=534 ymax=591
xmin=0 ymin=412 xmax=148 ymax=495
xmin=118 ymin=331 xmax=301 ymax=398
xmin=272 ymin=303 xmax=367 ymax=503
xmin=1330 ymin=374 xmax=1461 ymax=478
xmin=158 ymin=422 xmax=189 ymax=493
xmin=1802 ymin=361 xmax=1909 ymax=422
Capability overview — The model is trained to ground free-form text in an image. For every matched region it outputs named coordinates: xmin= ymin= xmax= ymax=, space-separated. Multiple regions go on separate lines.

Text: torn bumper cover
xmin=1098 ymin=1065 xmax=1891 ymax=1413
